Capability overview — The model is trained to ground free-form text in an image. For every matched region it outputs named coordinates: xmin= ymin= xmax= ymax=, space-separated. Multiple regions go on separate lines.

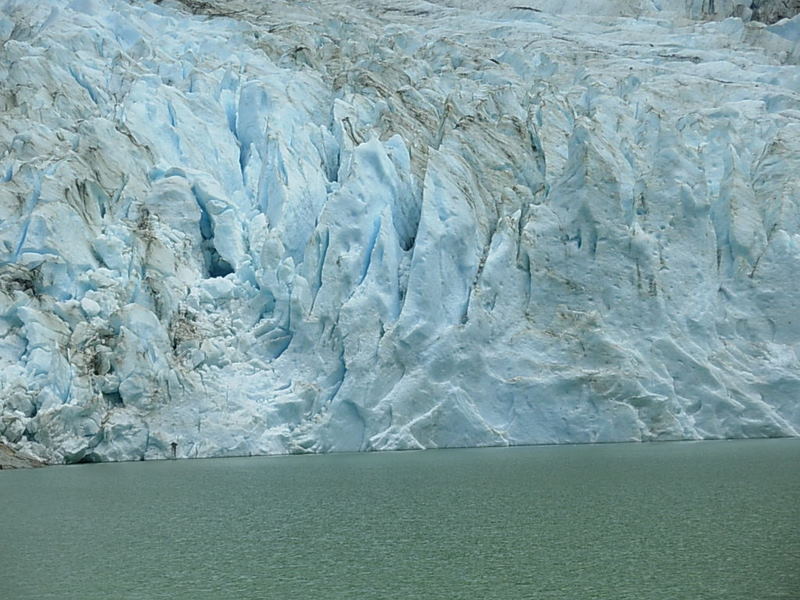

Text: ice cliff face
xmin=1 ymin=0 xmax=799 ymax=463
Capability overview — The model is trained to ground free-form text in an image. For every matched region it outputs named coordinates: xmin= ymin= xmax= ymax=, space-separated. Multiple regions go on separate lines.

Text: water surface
xmin=1 ymin=439 xmax=798 ymax=599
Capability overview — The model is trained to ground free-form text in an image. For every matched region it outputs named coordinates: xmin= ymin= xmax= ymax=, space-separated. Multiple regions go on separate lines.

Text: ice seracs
xmin=0 ymin=0 xmax=798 ymax=463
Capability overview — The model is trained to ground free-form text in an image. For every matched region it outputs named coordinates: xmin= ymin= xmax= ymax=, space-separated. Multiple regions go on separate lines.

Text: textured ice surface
xmin=0 ymin=0 xmax=798 ymax=463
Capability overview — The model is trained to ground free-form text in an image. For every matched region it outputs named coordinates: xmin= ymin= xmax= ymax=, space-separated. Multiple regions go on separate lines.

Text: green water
xmin=1 ymin=439 xmax=798 ymax=599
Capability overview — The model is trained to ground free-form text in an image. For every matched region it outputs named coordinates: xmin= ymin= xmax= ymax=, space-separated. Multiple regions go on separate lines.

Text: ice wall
xmin=0 ymin=0 xmax=798 ymax=462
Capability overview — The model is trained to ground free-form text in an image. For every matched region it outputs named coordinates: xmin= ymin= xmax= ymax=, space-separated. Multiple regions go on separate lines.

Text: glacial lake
xmin=1 ymin=439 xmax=798 ymax=599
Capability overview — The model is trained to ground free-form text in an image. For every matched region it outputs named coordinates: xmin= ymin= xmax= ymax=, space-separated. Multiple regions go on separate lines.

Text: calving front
xmin=0 ymin=0 xmax=798 ymax=463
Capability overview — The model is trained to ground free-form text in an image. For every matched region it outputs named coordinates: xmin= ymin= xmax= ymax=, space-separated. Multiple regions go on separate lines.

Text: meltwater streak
xmin=1 ymin=439 xmax=798 ymax=599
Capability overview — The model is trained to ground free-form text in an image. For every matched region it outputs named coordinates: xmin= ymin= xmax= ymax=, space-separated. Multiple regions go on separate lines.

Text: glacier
xmin=0 ymin=0 xmax=798 ymax=464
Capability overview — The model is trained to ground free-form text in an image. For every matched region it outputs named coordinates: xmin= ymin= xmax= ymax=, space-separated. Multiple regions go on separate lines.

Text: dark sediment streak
xmin=0 ymin=443 xmax=45 ymax=470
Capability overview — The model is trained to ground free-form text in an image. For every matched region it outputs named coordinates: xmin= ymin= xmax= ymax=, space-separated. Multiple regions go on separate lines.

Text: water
xmin=1 ymin=439 xmax=798 ymax=599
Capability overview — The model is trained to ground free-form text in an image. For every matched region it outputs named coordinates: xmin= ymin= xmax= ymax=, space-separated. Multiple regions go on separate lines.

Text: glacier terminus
xmin=0 ymin=0 xmax=799 ymax=463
